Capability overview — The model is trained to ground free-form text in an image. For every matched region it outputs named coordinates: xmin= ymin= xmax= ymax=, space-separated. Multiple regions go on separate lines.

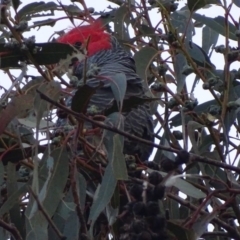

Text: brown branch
xmin=36 ymin=89 xmax=178 ymax=153
xmin=185 ymin=190 xmax=235 ymax=229
xmin=37 ymin=89 xmax=240 ymax=174
xmin=191 ymin=154 xmax=240 ymax=174
xmin=28 ymin=187 xmax=67 ymax=240
xmin=69 ymin=158 xmax=88 ymax=237
xmin=0 ymin=218 xmax=23 ymax=240
xmin=202 ymin=231 xmax=228 ymax=237
xmin=167 ymin=193 xmax=240 ymax=239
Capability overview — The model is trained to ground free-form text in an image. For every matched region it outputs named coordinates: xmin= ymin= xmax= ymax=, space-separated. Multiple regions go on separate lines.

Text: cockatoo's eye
xmin=69 ymin=57 xmax=79 ymax=67
xmin=74 ymin=41 xmax=82 ymax=49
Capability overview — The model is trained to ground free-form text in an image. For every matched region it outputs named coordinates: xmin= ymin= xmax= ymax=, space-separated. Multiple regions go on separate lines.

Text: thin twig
xmin=0 ymin=219 xmax=23 ymax=240
xmin=28 ymin=187 xmax=67 ymax=240
xmin=36 ymin=89 xmax=178 ymax=153
xmin=191 ymin=154 xmax=240 ymax=174
xmin=37 ymin=89 xmax=240 ymax=174
xmin=69 ymin=158 xmax=88 ymax=238
xmin=168 ymin=193 xmax=240 ymax=239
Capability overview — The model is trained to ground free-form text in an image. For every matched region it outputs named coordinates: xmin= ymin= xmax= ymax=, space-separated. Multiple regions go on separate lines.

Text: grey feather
xmin=56 ymin=36 xmax=154 ymax=160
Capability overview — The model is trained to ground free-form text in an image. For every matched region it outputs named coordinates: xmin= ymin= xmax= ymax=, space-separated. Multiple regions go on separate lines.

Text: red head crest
xmin=57 ymin=21 xmax=111 ymax=56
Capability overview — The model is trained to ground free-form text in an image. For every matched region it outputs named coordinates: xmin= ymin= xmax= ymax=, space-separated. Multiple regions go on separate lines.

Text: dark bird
xmin=56 ymin=21 xmax=154 ymax=160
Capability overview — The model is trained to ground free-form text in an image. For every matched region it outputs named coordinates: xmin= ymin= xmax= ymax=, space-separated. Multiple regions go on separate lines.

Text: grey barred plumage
xmin=56 ymin=33 xmax=154 ymax=160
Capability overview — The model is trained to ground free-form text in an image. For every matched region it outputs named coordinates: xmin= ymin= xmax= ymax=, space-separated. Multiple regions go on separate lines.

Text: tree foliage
xmin=0 ymin=0 xmax=240 ymax=239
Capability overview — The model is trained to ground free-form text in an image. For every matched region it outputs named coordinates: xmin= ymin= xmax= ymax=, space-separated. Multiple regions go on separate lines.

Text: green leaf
xmin=179 ymin=205 xmax=191 ymax=220
xmin=187 ymin=121 xmax=204 ymax=154
xmin=202 ymin=26 xmax=219 ymax=54
xmin=153 ymin=132 xmax=174 ymax=164
xmin=204 ymin=159 xmax=227 ymax=190
xmin=169 ymin=176 xmax=206 ymax=199
xmin=171 ymin=8 xmax=194 ymax=40
xmin=7 ymin=163 xmax=25 ymax=238
xmin=33 ymin=1 xmax=58 ymax=12
xmin=161 ymin=134 xmax=176 ymax=161
xmin=110 ymin=73 xmax=127 ymax=112
xmin=1 ymin=145 xmax=46 ymax=165
xmin=185 ymin=41 xmax=214 ymax=68
xmin=26 ymin=212 xmax=48 ymax=240
xmin=223 ymin=84 xmax=240 ymax=135
xmin=0 ymin=162 xmax=4 ymax=186
xmin=48 ymin=213 xmax=65 ymax=240
xmin=134 ymin=46 xmax=159 ymax=109
xmin=34 ymin=81 xmax=61 ymax=132
xmin=188 ymin=0 xmax=221 ymax=12
xmin=134 ymin=46 xmax=159 ymax=82
xmin=71 ymin=83 xmax=104 ymax=114
xmin=62 ymin=213 xmax=79 ymax=239
xmin=0 ymin=181 xmax=28 ymax=217
xmin=137 ymin=24 xmax=156 ymax=37
xmin=18 ymin=126 xmax=35 ymax=144
xmin=198 ymin=134 xmax=215 ymax=154
xmin=174 ymin=53 xmax=187 ymax=93
xmin=111 ymin=134 xmax=128 ymax=180
xmin=0 ymin=226 xmax=9 ymax=240
xmin=0 ymin=77 xmax=45 ymax=137
xmin=97 ymin=9 xmax=116 ymax=26
xmin=148 ymin=169 xmax=206 ymax=199
xmin=17 ymin=2 xmax=45 ymax=21
xmin=104 ymin=113 xmax=127 ymax=180
xmin=169 ymin=199 xmax=180 ymax=220
xmin=192 ymin=13 xmax=237 ymax=41
xmin=21 ymin=76 xmax=45 ymax=93
xmin=26 ymin=147 xmax=69 ymax=239
xmin=233 ymin=0 xmax=240 ymax=7
xmin=17 ymin=1 xmax=58 ymax=21
xmin=33 ymin=18 xmax=58 ymax=28
xmin=192 ymin=212 xmax=217 ymax=239
xmin=77 ymin=173 xmax=87 ymax=211
xmin=88 ymin=163 xmax=117 ymax=237
xmin=61 ymin=173 xmax=87 ymax=240
xmin=56 ymin=200 xmax=76 ymax=220
xmin=114 ymin=5 xmax=130 ymax=41
xmin=12 ymin=0 xmax=21 ymax=10
xmin=106 ymin=203 xmax=119 ymax=226
xmin=63 ymin=4 xmax=83 ymax=16
xmin=170 ymin=99 xmax=217 ymax=127
xmin=29 ymin=147 xmax=69 ymax=218
xmin=167 ymin=220 xmax=196 ymax=240
xmin=107 ymin=0 xmax=124 ymax=6
xmin=18 ymin=116 xmax=54 ymax=129
xmin=50 ymin=183 xmax=80 ymax=240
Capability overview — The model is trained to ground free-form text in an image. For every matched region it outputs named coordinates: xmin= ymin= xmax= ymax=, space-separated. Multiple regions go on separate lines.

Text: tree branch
xmin=28 ymin=187 xmax=67 ymax=240
xmin=0 ymin=219 xmax=23 ymax=240
xmin=37 ymin=89 xmax=240 ymax=175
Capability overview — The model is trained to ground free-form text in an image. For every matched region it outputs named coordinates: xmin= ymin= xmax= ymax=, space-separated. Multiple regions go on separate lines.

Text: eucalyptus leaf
xmin=114 ymin=5 xmax=130 ymax=41
xmin=110 ymin=73 xmax=127 ymax=112
xmin=188 ymin=0 xmax=221 ymax=12
xmin=147 ymin=169 xmax=206 ymax=199
xmin=88 ymin=163 xmax=117 ymax=237
xmin=192 ymin=13 xmax=237 ymax=41
xmin=202 ymin=26 xmax=219 ymax=54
